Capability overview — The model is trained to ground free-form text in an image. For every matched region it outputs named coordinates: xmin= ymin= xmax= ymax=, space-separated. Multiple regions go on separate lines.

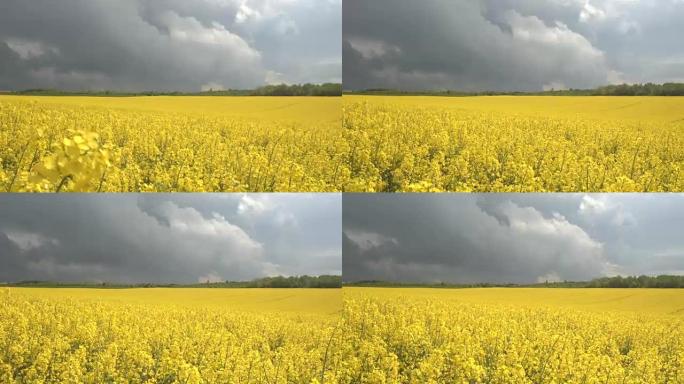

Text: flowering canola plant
xmin=0 ymin=288 xmax=343 ymax=384
xmin=343 ymin=96 xmax=684 ymax=192
xmin=340 ymin=288 xmax=684 ymax=384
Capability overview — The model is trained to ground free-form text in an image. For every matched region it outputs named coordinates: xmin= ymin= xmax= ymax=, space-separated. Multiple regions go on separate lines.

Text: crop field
xmin=342 ymin=288 xmax=684 ymax=383
xmin=3 ymin=287 xmax=683 ymax=383
xmin=0 ymin=288 xmax=343 ymax=383
xmin=343 ymin=96 xmax=684 ymax=192
xmin=0 ymin=96 xmax=343 ymax=192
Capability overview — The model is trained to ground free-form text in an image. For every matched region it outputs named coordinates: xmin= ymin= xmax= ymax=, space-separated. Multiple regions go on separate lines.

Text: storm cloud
xmin=0 ymin=0 xmax=341 ymax=91
xmin=343 ymin=194 xmax=684 ymax=284
xmin=343 ymin=0 xmax=684 ymax=91
xmin=0 ymin=193 xmax=341 ymax=283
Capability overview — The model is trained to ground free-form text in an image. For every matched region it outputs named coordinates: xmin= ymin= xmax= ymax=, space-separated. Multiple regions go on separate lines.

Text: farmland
xmin=0 ymin=96 xmax=343 ymax=192
xmin=343 ymin=96 xmax=684 ymax=192
xmin=4 ymin=95 xmax=682 ymax=193
xmin=3 ymin=287 xmax=683 ymax=383
xmin=0 ymin=288 xmax=342 ymax=383
xmin=341 ymin=288 xmax=684 ymax=383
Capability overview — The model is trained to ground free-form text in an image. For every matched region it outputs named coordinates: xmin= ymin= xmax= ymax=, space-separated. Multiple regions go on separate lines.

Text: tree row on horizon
xmin=4 ymin=275 xmax=343 ymax=289
xmin=7 ymin=83 xmax=342 ymax=97
xmin=346 ymin=82 xmax=684 ymax=96
xmin=345 ymin=275 xmax=684 ymax=289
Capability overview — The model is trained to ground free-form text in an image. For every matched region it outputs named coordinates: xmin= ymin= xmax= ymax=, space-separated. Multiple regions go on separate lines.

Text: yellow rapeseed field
xmin=342 ymin=288 xmax=684 ymax=383
xmin=4 ymin=287 xmax=683 ymax=383
xmin=0 ymin=288 xmax=342 ymax=384
xmin=343 ymin=96 xmax=684 ymax=192
xmin=5 ymin=95 xmax=681 ymax=192
xmin=0 ymin=96 xmax=343 ymax=192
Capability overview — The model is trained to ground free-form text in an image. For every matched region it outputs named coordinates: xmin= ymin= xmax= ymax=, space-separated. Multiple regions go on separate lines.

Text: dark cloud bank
xmin=0 ymin=0 xmax=341 ymax=91
xmin=343 ymin=0 xmax=684 ymax=91
xmin=343 ymin=194 xmax=684 ymax=284
xmin=0 ymin=194 xmax=341 ymax=283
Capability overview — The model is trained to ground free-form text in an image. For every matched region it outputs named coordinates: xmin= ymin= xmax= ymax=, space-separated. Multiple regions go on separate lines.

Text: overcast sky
xmin=0 ymin=194 xmax=341 ymax=283
xmin=343 ymin=0 xmax=684 ymax=91
xmin=344 ymin=194 xmax=684 ymax=284
xmin=0 ymin=0 xmax=341 ymax=91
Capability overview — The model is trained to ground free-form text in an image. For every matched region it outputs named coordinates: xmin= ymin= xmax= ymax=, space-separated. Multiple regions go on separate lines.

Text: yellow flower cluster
xmin=343 ymin=97 xmax=684 ymax=192
xmin=341 ymin=290 xmax=684 ymax=384
xmin=0 ymin=99 xmax=345 ymax=192
xmin=0 ymin=289 xmax=343 ymax=384
xmin=27 ymin=129 xmax=113 ymax=192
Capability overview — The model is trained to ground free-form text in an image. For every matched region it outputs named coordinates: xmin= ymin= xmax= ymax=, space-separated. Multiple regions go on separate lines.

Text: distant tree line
xmin=346 ymin=83 xmax=684 ymax=97
xmin=345 ymin=275 xmax=684 ymax=289
xmin=11 ymin=83 xmax=342 ymax=97
xmin=243 ymin=275 xmax=341 ymax=288
xmin=590 ymin=83 xmax=684 ymax=96
xmin=345 ymin=280 xmax=520 ymax=288
xmin=249 ymin=83 xmax=341 ymax=96
xmin=5 ymin=275 xmax=342 ymax=289
xmin=583 ymin=275 xmax=684 ymax=288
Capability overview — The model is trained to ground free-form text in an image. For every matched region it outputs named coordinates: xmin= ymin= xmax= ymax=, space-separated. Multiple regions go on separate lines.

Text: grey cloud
xmin=0 ymin=0 xmax=341 ymax=91
xmin=0 ymin=194 xmax=341 ymax=283
xmin=343 ymin=194 xmax=684 ymax=284
xmin=343 ymin=0 xmax=684 ymax=91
